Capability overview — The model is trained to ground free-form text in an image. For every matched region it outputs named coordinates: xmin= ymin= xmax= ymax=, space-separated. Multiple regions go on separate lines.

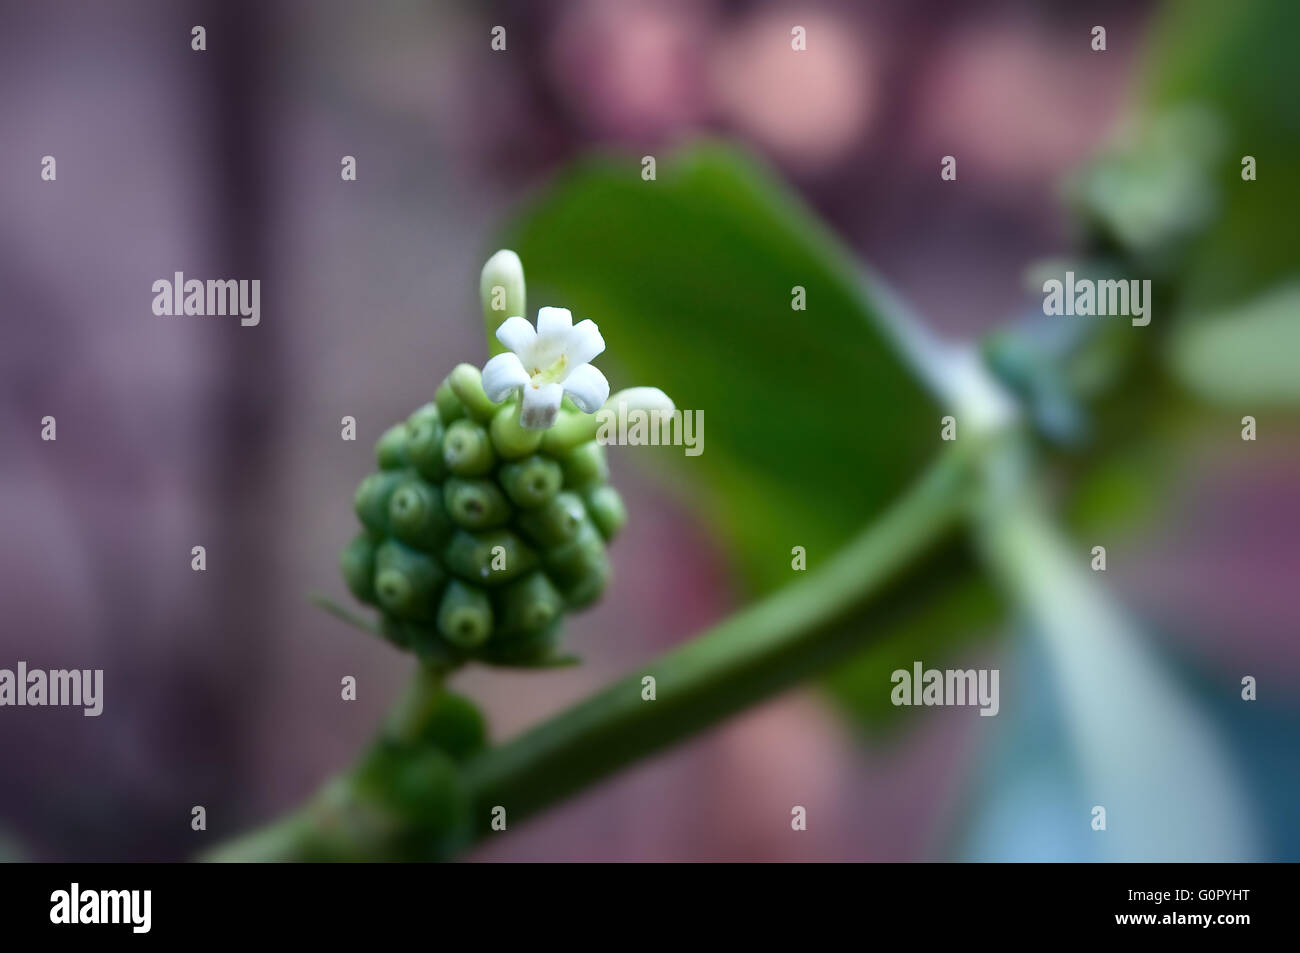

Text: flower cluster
xmin=341 ymin=362 xmax=625 ymax=668
xmin=339 ymin=251 xmax=670 ymax=670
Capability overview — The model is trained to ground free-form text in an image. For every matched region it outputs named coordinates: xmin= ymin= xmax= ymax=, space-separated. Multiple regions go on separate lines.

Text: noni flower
xmin=480 ymin=308 xmax=610 ymax=430
xmin=339 ymin=251 xmax=668 ymax=673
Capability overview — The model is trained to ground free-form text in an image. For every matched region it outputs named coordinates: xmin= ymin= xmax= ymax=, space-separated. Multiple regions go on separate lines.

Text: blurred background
xmin=1 ymin=0 xmax=1296 ymax=861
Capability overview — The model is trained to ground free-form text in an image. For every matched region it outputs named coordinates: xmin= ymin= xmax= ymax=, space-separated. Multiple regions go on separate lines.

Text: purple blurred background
xmin=2 ymin=0 xmax=1295 ymax=861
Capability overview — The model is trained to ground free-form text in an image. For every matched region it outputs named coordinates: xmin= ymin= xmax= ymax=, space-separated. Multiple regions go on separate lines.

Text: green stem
xmin=204 ymin=805 xmax=318 ymax=863
xmin=207 ymin=448 xmax=974 ymax=861
xmin=382 ymin=663 xmax=448 ymax=745
xmin=458 ymin=447 xmax=975 ymax=842
xmin=201 ymin=774 xmax=360 ymax=863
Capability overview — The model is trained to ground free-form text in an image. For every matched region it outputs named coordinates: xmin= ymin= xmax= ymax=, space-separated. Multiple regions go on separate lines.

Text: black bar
xmin=0 ymin=862 xmax=1282 ymax=939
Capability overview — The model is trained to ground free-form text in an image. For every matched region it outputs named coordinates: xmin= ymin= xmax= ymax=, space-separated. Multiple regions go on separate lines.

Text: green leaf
xmin=1168 ymin=281 xmax=1300 ymax=408
xmin=1045 ymin=2 xmax=1300 ymax=546
xmin=501 ymin=142 xmax=1005 ymax=734
xmin=502 ymin=142 xmax=944 ymax=594
xmin=1139 ymin=0 xmax=1300 ymax=312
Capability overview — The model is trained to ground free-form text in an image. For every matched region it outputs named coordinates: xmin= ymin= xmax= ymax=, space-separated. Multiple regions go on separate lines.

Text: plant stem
xmin=457 ymin=447 xmax=976 ymax=844
xmin=203 ymin=804 xmax=318 ymax=863
xmin=207 ymin=447 xmax=974 ymax=861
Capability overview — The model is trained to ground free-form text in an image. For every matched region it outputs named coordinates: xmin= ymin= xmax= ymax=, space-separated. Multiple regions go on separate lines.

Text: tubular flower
xmin=480 ymin=307 xmax=610 ymax=430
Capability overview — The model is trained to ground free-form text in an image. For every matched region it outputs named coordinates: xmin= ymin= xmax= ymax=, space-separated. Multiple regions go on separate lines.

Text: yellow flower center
xmin=529 ymin=353 xmax=568 ymax=387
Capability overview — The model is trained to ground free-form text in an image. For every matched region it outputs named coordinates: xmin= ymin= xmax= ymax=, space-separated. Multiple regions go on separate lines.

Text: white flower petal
xmin=562 ymin=363 xmax=610 ymax=413
xmin=481 ymin=352 xmax=529 ymax=403
xmin=535 ymin=306 xmax=573 ymax=336
xmin=520 ymin=382 xmax=564 ymax=430
xmin=495 ymin=315 xmax=536 ymax=356
xmin=606 ymin=386 xmax=674 ymax=414
xmin=563 ymin=319 xmax=605 ymax=367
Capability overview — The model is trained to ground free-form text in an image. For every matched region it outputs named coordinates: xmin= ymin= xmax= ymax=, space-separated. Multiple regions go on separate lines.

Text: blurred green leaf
xmin=504 ymin=143 xmax=943 ymax=593
xmin=1064 ymin=108 xmax=1225 ymax=276
xmin=503 ymin=142 xmax=1004 ymax=732
xmin=1051 ymin=0 xmax=1299 ymax=537
xmin=1169 ymin=281 xmax=1300 ymax=407
xmin=1140 ymin=0 xmax=1300 ymax=312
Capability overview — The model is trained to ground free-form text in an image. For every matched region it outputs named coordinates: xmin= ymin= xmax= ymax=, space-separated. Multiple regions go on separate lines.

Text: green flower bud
xmin=437 ymin=580 xmax=493 ymax=648
xmin=483 ymin=621 xmax=563 ymax=666
xmin=442 ymin=418 xmax=496 ymax=476
xmin=499 ymin=454 xmax=563 ymax=510
xmin=388 ymin=746 xmax=464 ymax=826
xmin=481 ymin=249 xmax=526 ymax=355
xmin=383 ymin=617 xmax=462 ymax=669
xmin=444 ymin=476 xmax=512 ymax=530
xmin=374 ymin=540 xmax=446 ymax=621
xmin=340 ymin=532 xmax=378 ymax=604
xmin=584 ymin=485 xmax=627 ymax=540
xmin=489 ymin=401 xmax=543 ymax=459
xmin=448 ymin=363 xmax=499 ymax=424
xmin=417 ymin=691 xmax=487 ymax=761
xmin=443 ymin=529 xmax=537 ymax=585
xmin=544 ymin=522 xmax=611 ymax=607
xmin=407 ymin=401 xmax=441 ymax=429
xmin=561 ymin=556 xmax=611 ymax=609
xmin=388 ymin=478 xmax=453 ymax=551
xmin=354 ymin=470 xmax=409 ymax=535
xmin=516 ymin=491 xmax=587 ymax=548
xmin=495 ymin=571 xmax=564 ymax=640
xmin=353 ymin=743 xmax=472 ymax=861
xmin=406 ymin=417 xmax=447 ymax=483
xmin=375 ymin=423 xmax=410 ymax=470
xmin=539 ymin=409 xmax=599 ymax=456
xmin=560 ymin=440 xmax=609 ymax=489
xmin=434 ymin=378 xmax=465 ymax=423
xmin=541 ymin=386 xmax=674 ymax=454
xmin=383 ymin=672 xmax=485 ymax=757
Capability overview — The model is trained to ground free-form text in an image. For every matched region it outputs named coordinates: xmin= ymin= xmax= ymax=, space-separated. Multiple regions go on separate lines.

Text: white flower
xmin=481 ymin=307 xmax=610 ymax=430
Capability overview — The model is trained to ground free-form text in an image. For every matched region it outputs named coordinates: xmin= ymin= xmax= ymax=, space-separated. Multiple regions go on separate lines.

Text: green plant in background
xmin=208 ymin=0 xmax=1297 ymax=862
